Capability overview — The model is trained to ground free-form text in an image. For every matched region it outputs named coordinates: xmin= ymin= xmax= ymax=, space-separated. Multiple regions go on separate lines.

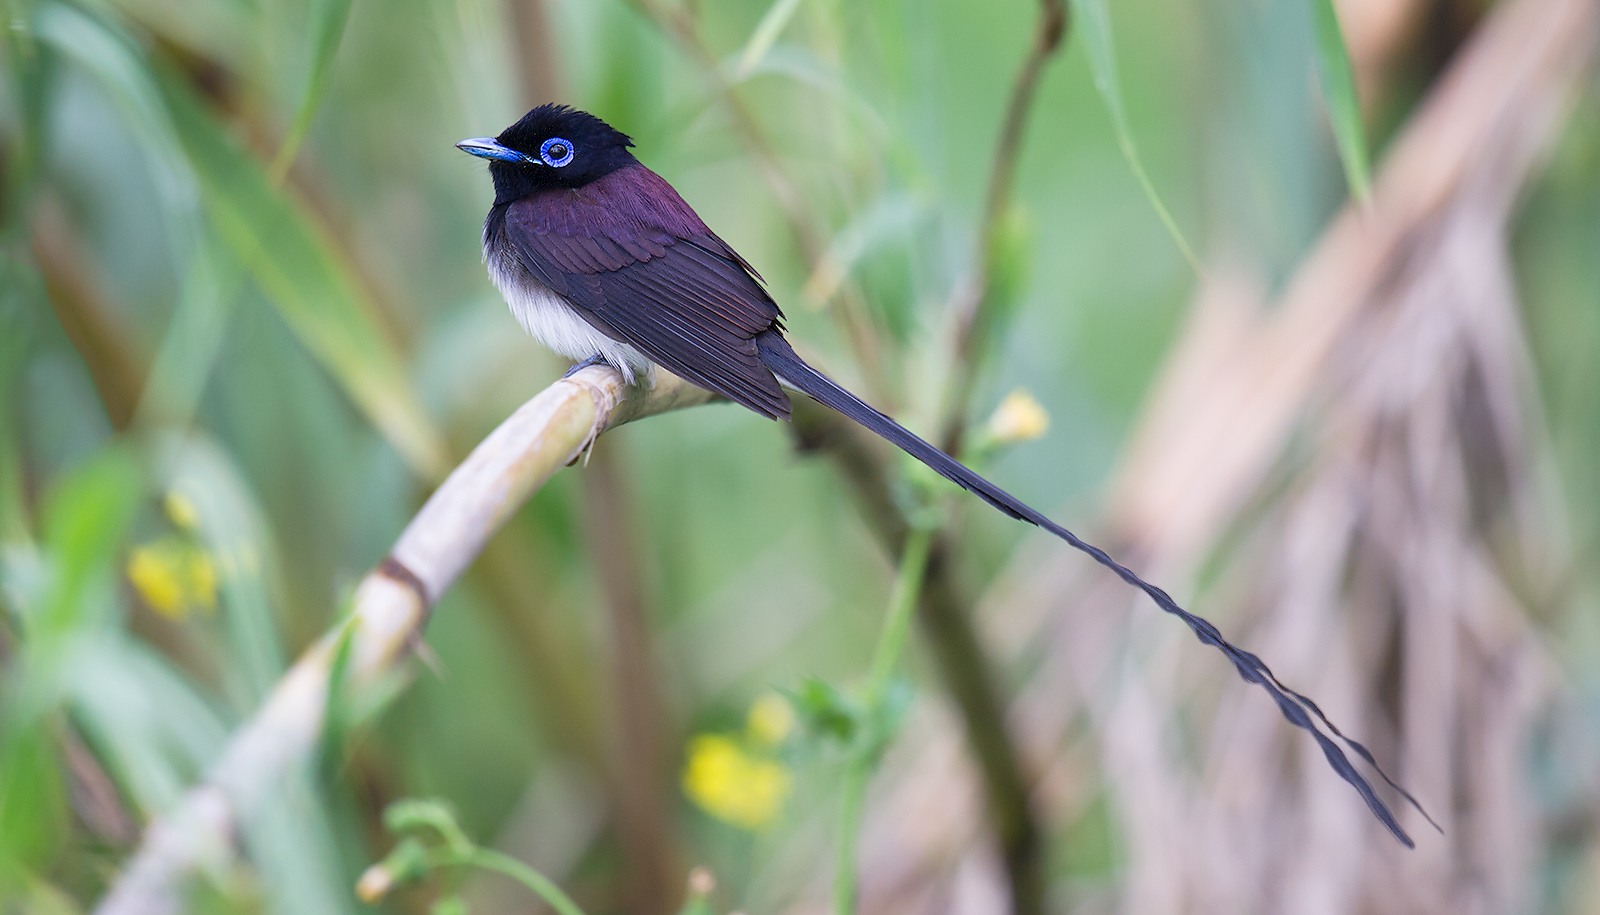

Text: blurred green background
xmin=2 ymin=0 xmax=1598 ymax=912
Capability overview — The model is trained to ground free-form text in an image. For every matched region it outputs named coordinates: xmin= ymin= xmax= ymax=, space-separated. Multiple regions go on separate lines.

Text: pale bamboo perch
xmin=93 ymin=365 xmax=718 ymax=915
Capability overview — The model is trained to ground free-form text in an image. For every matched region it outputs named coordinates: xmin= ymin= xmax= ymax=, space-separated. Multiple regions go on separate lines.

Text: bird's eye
xmin=540 ymin=137 xmax=574 ymax=168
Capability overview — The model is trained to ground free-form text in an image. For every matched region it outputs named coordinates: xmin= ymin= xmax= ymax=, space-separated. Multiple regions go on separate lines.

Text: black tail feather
xmin=757 ymin=331 xmax=1432 ymax=848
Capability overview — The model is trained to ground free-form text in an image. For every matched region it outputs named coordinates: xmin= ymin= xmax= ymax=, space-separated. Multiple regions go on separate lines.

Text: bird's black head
xmin=457 ymin=105 xmax=637 ymax=204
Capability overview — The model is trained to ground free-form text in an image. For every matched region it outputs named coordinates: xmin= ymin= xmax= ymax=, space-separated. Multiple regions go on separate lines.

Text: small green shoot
xmin=358 ymin=798 xmax=587 ymax=915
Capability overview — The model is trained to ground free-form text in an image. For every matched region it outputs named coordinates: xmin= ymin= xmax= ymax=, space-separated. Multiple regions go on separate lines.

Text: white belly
xmin=485 ymin=240 xmax=652 ymax=384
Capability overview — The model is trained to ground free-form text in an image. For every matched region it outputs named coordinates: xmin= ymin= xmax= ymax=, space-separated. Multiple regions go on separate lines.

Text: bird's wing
xmin=499 ymin=165 xmax=791 ymax=419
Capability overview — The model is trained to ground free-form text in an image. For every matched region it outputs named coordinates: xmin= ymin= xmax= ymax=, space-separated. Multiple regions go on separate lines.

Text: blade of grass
xmin=735 ymin=0 xmax=805 ymax=79
xmin=134 ymin=237 xmax=241 ymax=430
xmin=1068 ymin=0 xmax=1201 ymax=273
xmin=268 ymin=0 xmax=355 ymax=184
xmin=31 ymin=2 xmax=202 ymax=264
xmin=1309 ymin=0 xmax=1371 ymax=201
xmin=156 ymin=68 xmax=449 ymax=480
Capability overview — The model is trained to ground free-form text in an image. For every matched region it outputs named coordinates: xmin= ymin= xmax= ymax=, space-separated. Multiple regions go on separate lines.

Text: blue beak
xmin=456 ymin=137 xmax=539 ymax=165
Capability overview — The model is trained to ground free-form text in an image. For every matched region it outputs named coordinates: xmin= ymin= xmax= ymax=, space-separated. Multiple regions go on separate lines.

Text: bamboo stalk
xmin=92 ymin=365 xmax=718 ymax=915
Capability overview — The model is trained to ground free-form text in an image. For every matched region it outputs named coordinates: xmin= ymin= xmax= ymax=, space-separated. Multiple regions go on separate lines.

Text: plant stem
xmin=939 ymin=0 xmax=1069 ymax=454
xmin=791 ymin=402 xmax=1045 ymax=915
xmin=867 ymin=529 xmax=935 ymax=698
xmin=834 ymin=526 xmax=934 ymax=915
xmin=833 ymin=764 xmax=869 ymax=915
xmin=462 ymin=848 xmax=589 ymax=915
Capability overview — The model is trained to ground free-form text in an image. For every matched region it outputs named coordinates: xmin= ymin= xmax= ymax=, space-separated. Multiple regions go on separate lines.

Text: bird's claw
xmin=562 ymin=354 xmax=609 ymax=379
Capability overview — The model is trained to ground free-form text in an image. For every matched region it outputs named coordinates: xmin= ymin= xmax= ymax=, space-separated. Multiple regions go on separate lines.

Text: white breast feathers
xmin=484 ymin=236 xmax=652 ymax=384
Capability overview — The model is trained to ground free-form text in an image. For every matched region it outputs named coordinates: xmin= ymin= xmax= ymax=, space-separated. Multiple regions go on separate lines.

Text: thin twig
xmin=92 ymin=366 xmax=719 ymax=915
xmin=939 ymin=0 xmax=1069 ymax=454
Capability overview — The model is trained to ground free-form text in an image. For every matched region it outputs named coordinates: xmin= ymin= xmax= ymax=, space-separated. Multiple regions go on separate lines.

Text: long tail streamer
xmin=757 ymin=331 xmax=1437 ymax=847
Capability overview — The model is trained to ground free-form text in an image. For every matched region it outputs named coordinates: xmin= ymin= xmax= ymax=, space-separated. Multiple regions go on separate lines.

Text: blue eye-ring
xmin=540 ymin=137 xmax=575 ymax=167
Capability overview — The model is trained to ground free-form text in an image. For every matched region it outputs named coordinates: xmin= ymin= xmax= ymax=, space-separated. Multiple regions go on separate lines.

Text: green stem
xmin=867 ymin=528 xmax=934 ymax=698
xmin=833 ymin=763 xmax=870 ymax=915
xmin=834 ymin=526 xmax=934 ymax=915
xmin=460 ymin=848 xmax=589 ymax=915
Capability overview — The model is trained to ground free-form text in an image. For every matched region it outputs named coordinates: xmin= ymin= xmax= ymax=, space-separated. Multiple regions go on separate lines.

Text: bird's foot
xmin=562 ymin=354 xmax=609 ymax=379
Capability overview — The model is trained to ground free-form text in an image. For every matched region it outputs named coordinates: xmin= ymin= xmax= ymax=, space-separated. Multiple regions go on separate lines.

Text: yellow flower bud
xmin=986 ymin=388 xmax=1049 ymax=445
xmin=746 ymin=693 xmax=795 ymax=747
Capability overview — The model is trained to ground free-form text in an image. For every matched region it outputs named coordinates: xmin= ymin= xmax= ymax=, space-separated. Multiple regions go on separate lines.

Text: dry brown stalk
xmin=92 ymin=366 xmax=718 ymax=915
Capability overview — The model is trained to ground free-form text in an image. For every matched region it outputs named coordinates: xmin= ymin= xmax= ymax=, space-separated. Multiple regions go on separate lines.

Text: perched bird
xmin=459 ymin=104 xmax=1429 ymax=846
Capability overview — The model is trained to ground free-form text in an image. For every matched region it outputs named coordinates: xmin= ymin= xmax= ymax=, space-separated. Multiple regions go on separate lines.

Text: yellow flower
xmin=127 ymin=538 xmax=217 ymax=620
xmin=682 ymin=735 xmax=790 ymax=830
xmin=986 ymin=388 xmax=1050 ymax=445
xmin=746 ymin=693 xmax=795 ymax=747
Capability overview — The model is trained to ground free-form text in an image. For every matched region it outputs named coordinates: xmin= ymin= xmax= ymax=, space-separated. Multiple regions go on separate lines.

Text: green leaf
xmin=268 ymin=0 xmax=355 ymax=183
xmin=1309 ymin=0 xmax=1371 ymax=201
xmin=0 ymin=726 xmax=69 ymax=886
xmin=38 ymin=447 xmax=144 ymax=636
xmin=1068 ymin=0 xmax=1201 ymax=274
xmin=317 ymin=614 xmax=357 ymax=776
xmin=156 ymin=69 xmax=449 ymax=480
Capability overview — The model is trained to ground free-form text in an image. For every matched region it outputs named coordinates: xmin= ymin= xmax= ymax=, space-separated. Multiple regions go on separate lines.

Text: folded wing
xmin=499 ymin=166 xmax=791 ymax=419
